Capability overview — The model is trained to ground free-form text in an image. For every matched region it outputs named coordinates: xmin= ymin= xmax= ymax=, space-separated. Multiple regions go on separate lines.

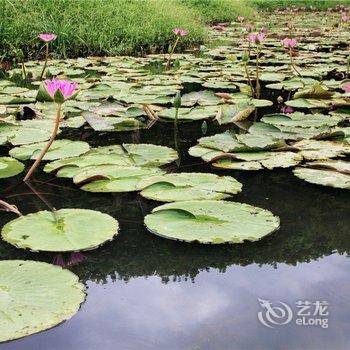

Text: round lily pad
xmin=75 ymin=165 xmax=165 ymax=192
xmin=144 ymin=200 xmax=280 ymax=244
xmin=1 ymin=209 xmax=119 ymax=252
xmin=0 ymin=157 xmax=24 ymax=178
xmin=293 ymin=160 xmax=350 ymax=189
xmin=9 ymin=140 xmax=90 ymax=161
xmin=0 ymin=260 xmax=85 ymax=342
xmin=138 ymin=173 xmax=242 ymax=202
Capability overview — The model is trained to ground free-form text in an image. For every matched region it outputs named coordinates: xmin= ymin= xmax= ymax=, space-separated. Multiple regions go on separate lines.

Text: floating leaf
xmin=1 ymin=209 xmax=119 ymax=252
xmin=0 ymin=260 xmax=85 ymax=342
xmin=138 ymin=172 xmax=242 ymax=201
xmin=294 ymin=161 xmax=350 ymax=189
xmin=144 ymin=200 xmax=280 ymax=244
xmin=0 ymin=157 xmax=24 ymax=178
xmin=9 ymin=140 xmax=90 ymax=161
xmin=75 ymin=165 xmax=164 ymax=192
xmin=213 ymin=151 xmax=302 ymax=170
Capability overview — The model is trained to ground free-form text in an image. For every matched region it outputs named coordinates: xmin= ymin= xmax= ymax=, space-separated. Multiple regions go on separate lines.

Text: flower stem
xmin=166 ymin=37 xmax=180 ymax=70
xmin=39 ymin=43 xmax=49 ymax=80
xmin=21 ymin=61 xmax=27 ymax=80
xmin=290 ymin=48 xmax=302 ymax=77
xmin=24 ymin=103 xmax=62 ymax=181
xmin=255 ymin=47 xmax=261 ymax=99
xmin=244 ymin=61 xmax=255 ymax=96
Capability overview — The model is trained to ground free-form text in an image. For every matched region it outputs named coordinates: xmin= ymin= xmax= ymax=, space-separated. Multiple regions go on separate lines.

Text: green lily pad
xmin=158 ymin=106 xmax=218 ymax=121
xmin=138 ymin=172 xmax=242 ymax=202
xmin=212 ymin=151 xmax=302 ymax=170
xmin=0 ymin=260 xmax=85 ymax=342
xmin=293 ymin=160 xmax=350 ymax=189
xmin=215 ymin=104 xmax=255 ymax=124
xmin=46 ymin=143 xmax=177 ymax=177
xmin=181 ymin=90 xmax=222 ymax=106
xmin=0 ymin=123 xmax=52 ymax=146
xmin=1 ymin=209 xmax=119 ymax=252
xmin=144 ymin=200 xmax=280 ymax=244
xmin=75 ymin=165 xmax=164 ymax=192
xmin=9 ymin=140 xmax=90 ymax=161
xmin=293 ymin=139 xmax=350 ymax=160
xmin=0 ymin=157 xmax=24 ymax=178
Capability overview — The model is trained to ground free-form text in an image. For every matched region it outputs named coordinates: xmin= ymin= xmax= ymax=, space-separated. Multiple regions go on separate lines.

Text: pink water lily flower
xmin=341 ymin=13 xmax=348 ymax=22
xmin=280 ymin=105 xmax=294 ymax=114
xmin=67 ymin=252 xmax=86 ymax=266
xmin=281 ymin=37 xmax=298 ymax=48
xmin=245 ymin=24 xmax=254 ymax=33
xmin=248 ymin=32 xmax=266 ymax=44
xmin=173 ymin=28 xmax=188 ymax=37
xmin=342 ymin=82 xmax=350 ymax=93
xmin=45 ymin=79 xmax=78 ymax=101
xmin=38 ymin=33 xmax=57 ymax=42
xmin=53 ymin=254 xmax=65 ymax=267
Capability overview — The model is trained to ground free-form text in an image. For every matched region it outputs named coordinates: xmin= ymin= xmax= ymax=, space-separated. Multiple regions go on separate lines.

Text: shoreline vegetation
xmin=0 ymin=0 xmax=349 ymax=63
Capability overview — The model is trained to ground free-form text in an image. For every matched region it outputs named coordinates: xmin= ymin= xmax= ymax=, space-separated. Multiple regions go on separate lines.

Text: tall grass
xmin=251 ymin=0 xmax=350 ymax=10
xmin=181 ymin=0 xmax=256 ymax=23
xmin=0 ymin=0 xmax=206 ymax=60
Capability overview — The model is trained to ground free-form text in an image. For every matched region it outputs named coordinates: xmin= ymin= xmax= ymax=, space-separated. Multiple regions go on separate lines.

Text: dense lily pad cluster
xmin=0 ymin=10 xmax=349 ymax=343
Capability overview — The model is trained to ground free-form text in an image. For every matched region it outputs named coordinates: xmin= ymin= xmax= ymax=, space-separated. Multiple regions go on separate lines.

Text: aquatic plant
xmin=38 ymin=32 xmax=57 ymax=80
xmin=342 ymin=82 xmax=350 ymax=92
xmin=166 ymin=28 xmax=188 ymax=69
xmin=247 ymin=32 xmax=266 ymax=98
xmin=24 ymin=79 xmax=77 ymax=181
xmin=281 ymin=37 xmax=302 ymax=76
xmin=173 ymin=91 xmax=181 ymax=159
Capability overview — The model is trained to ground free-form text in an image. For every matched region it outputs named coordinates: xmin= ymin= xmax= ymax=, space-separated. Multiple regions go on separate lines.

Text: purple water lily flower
xmin=342 ymin=82 xmax=350 ymax=93
xmin=173 ymin=28 xmax=188 ymax=37
xmin=53 ymin=254 xmax=65 ymax=267
xmin=281 ymin=37 xmax=297 ymax=48
xmin=280 ymin=105 xmax=294 ymax=114
xmin=38 ymin=33 xmax=57 ymax=42
xmin=248 ymin=32 xmax=266 ymax=44
xmin=45 ymin=79 xmax=78 ymax=101
xmin=67 ymin=252 xmax=86 ymax=266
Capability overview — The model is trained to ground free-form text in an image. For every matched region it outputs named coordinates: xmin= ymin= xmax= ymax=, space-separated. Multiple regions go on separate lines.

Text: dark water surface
xmin=1 ymin=113 xmax=350 ymax=349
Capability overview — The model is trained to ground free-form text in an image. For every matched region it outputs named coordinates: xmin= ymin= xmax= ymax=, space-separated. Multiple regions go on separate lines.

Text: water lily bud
xmin=53 ymin=88 xmax=65 ymax=104
xmin=241 ymin=52 xmax=250 ymax=63
xmin=277 ymin=96 xmax=284 ymax=104
xmin=174 ymin=91 xmax=181 ymax=109
xmin=228 ymin=54 xmax=237 ymax=62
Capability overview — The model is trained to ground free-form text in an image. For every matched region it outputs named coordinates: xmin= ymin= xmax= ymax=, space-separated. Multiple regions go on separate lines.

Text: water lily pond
xmin=0 ymin=10 xmax=349 ymax=350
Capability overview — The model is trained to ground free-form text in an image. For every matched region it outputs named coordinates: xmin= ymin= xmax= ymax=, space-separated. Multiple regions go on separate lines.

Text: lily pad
xmin=138 ymin=172 xmax=242 ymax=201
xmin=0 ymin=260 xmax=85 ymax=342
xmin=1 ymin=209 xmax=119 ymax=252
xmin=293 ymin=160 xmax=350 ymax=189
xmin=44 ymin=144 xmax=177 ymax=176
xmin=144 ymin=200 xmax=280 ymax=244
xmin=212 ymin=151 xmax=302 ymax=170
xmin=75 ymin=165 xmax=165 ymax=192
xmin=0 ymin=157 xmax=24 ymax=178
xmin=9 ymin=140 xmax=90 ymax=161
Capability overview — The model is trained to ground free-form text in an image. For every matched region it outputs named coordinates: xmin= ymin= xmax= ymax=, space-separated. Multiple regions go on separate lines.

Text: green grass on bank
xmin=251 ymin=0 xmax=350 ymax=10
xmin=181 ymin=0 xmax=256 ymax=24
xmin=1 ymin=0 xmax=349 ymax=62
xmin=0 ymin=0 xmax=207 ymax=61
